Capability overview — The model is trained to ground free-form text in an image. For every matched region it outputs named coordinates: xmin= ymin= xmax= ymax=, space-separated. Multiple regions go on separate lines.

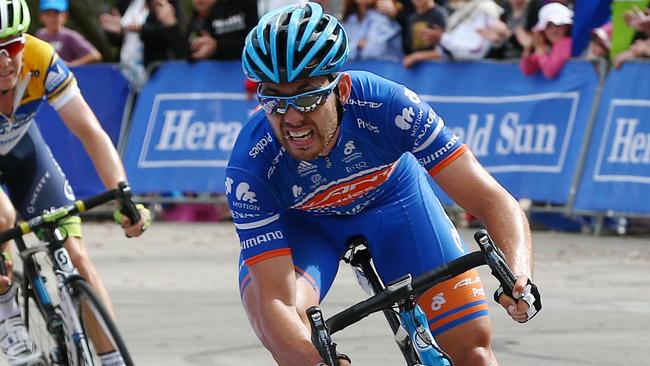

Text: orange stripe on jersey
xmin=427 ymin=144 xmax=468 ymax=176
xmin=297 ymin=164 xmax=396 ymax=211
xmin=244 ymin=248 xmax=292 ymax=266
xmin=417 ymin=268 xmax=488 ymax=334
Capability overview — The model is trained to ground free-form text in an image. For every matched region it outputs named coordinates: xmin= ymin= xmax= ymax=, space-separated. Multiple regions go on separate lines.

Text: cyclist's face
xmin=260 ymin=74 xmax=351 ymax=161
xmin=0 ymin=35 xmax=23 ymax=92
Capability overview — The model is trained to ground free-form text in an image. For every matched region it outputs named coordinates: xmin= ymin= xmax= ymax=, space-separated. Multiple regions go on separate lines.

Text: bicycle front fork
xmin=399 ymin=306 xmax=452 ymax=366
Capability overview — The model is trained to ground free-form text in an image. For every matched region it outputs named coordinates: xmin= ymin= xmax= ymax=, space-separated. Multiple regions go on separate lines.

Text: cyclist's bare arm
xmin=57 ymin=93 xmax=149 ymax=236
xmin=433 ymin=150 xmax=533 ymax=315
xmin=247 ymin=255 xmax=326 ymax=366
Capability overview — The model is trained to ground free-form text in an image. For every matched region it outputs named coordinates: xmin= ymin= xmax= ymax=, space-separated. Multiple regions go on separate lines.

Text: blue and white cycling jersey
xmin=226 ymin=70 xmax=467 ymax=266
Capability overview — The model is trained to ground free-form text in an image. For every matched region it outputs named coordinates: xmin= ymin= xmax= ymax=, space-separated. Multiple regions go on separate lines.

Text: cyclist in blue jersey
xmin=0 ymin=1 xmax=150 ymax=365
xmin=228 ymin=2 xmax=542 ymax=365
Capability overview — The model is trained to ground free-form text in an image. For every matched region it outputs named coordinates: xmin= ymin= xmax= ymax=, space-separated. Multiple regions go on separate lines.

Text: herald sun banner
xmin=347 ymin=60 xmax=599 ymax=204
xmin=123 ymin=60 xmax=598 ymax=203
xmin=122 ymin=61 xmax=257 ymax=193
xmin=574 ymin=61 xmax=650 ymax=214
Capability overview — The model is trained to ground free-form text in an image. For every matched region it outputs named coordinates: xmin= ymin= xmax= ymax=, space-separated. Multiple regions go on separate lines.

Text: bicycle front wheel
xmin=68 ymin=278 xmax=134 ymax=366
xmin=14 ymin=270 xmax=65 ymax=364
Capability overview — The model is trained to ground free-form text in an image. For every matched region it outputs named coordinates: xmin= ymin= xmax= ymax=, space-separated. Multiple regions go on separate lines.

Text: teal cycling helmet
xmin=0 ymin=0 xmax=30 ymax=38
xmin=242 ymin=2 xmax=349 ymax=83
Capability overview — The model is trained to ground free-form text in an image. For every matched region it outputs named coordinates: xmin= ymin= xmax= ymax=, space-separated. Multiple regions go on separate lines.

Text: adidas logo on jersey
xmin=297 ymin=161 xmax=317 ymax=176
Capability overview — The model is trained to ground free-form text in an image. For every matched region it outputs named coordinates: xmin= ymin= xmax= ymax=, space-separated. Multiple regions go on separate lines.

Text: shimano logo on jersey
xmin=346 ymin=99 xmax=383 ymax=108
xmin=240 ymin=230 xmax=284 ymax=250
xmin=212 ymin=13 xmax=246 ymax=35
xmin=249 ymin=132 xmax=273 ymax=158
xmin=356 ymin=118 xmax=379 ymax=134
xmin=418 ymin=135 xmax=460 ymax=166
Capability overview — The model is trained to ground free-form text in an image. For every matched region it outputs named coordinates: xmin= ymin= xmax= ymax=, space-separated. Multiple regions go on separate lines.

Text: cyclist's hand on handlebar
xmin=114 ymin=204 xmax=151 ymax=238
xmin=495 ymin=275 xmax=542 ymax=323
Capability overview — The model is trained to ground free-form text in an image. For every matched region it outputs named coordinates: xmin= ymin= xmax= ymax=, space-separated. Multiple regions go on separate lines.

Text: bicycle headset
xmin=241 ymin=1 xmax=350 ymax=83
xmin=0 ymin=0 xmax=30 ymax=38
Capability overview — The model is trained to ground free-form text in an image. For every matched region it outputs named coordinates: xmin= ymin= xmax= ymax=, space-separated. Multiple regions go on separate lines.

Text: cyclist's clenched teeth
xmin=286 ymin=129 xmax=313 ymax=141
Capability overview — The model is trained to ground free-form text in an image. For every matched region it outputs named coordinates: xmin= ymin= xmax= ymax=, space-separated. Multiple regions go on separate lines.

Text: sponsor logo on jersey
xmin=346 ymin=99 xmax=383 ymax=108
xmin=231 ymin=182 xmax=260 ymax=211
xmin=404 ymin=87 xmax=421 ymax=104
xmin=395 ymin=107 xmax=415 ymax=130
xmin=430 ymin=292 xmax=446 ymax=311
xmin=225 ymin=177 xmax=233 ymax=194
xmin=417 ymin=135 xmax=460 ymax=166
xmin=294 ymin=164 xmax=396 ymax=211
xmin=231 ymin=210 xmax=260 ymax=219
xmin=297 ymin=160 xmax=317 ymax=177
xmin=240 ymin=230 xmax=284 ymax=250
xmin=267 ymin=147 xmax=285 ymax=179
xmin=343 ymin=141 xmax=356 ymax=155
xmin=249 ymin=132 xmax=273 ymax=158
xmin=345 ymin=161 xmax=368 ymax=173
xmin=453 ymin=276 xmax=481 ymax=289
xmin=292 ymin=185 xmax=303 ymax=198
xmin=356 ymin=118 xmax=379 ymax=134
xmin=27 ymin=172 xmax=51 ymax=214
xmin=45 ymin=63 xmax=67 ymax=93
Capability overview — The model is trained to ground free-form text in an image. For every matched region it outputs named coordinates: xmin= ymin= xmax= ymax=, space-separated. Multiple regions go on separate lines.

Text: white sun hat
xmin=533 ymin=2 xmax=574 ymax=31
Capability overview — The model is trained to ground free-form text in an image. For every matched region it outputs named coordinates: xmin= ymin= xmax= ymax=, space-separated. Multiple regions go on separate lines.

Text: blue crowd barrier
xmin=49 ymin=59 xmax=650 ymax=216
xmin=574 ymin=61 xmax=650 ymax=214
xmin=36 ymin=64 xmax=130 ymax=198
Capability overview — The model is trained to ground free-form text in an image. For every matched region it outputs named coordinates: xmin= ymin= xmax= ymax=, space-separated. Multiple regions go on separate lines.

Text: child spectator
xmin=439 ymin=0 xmax=503 ymax=60
xmin=36 ymin=0 xmax=102 ymax=66
xmin=520 ymin=2 xmax=573 ymax=79
xmin=586 ymin=22 xmax=611 ymax=61
xmin=342 ymin=0 xmax=404 ymax=62
xmin=402 ymin=0 xmax=447 ymax=67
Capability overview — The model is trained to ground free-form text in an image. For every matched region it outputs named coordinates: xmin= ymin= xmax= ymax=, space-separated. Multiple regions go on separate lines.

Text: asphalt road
xmin=2 ymin=222 xmax=648 ymax=366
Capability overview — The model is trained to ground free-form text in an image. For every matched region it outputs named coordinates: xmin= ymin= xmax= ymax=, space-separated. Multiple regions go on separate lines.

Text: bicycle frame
xmin=309 ymin=230 xmax=517 ymax=366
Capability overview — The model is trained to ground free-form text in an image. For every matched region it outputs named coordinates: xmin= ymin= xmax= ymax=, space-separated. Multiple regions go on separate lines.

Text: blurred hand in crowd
xmin=477 ymin=21 xmax=510 ymax=43
xmin=624 ymin=6 xmax=650 ymax=34
xmin=514 ymin=26 xmax=531 ymax=49
xmin=153 ymin=0 xmax=178 ymax=27
xmin=191 ymin=30 xmax=218 ymax=59
xmin=532 ymin=31 xmax=547 ymax=54
xmin=99 ymin=9 xmax=123 ymax=35
xmin=376 ymin=0 xmax=399 ymax=18
xmin=614 ymin=39 xmax=650 ymax=69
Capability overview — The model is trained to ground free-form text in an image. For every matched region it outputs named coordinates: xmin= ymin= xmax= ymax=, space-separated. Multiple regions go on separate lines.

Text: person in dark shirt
xmin=185 ymin=0 xmax=259 ymax=60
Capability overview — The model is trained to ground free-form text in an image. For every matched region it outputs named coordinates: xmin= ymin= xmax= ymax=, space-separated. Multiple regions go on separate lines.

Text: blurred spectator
xmin=402 ymin=0 xmax=447 ymax=67
xmin=613 ymin=5 xmax=650 ymax=69
xmin=520 ymin=2 xmax=573 ymax=78
xmin=439 ymin=0 xmax=503 ymax=60
xmin=36 ymin=0 xmax=102 ymax=66
xmin=342 ymin=0 xmax=404 ymax=62
xmin=140 ymin=0 xmax=187 ymax=67
xmin=483 ymin=0 xmax=543 ymax=59
xmin=585 ymin=22 xmax=611 ymax=61
xmin=182 ymin=0 xmax=258 ymax=60
xmin=99 ymin=0 xmax=149 ymax=90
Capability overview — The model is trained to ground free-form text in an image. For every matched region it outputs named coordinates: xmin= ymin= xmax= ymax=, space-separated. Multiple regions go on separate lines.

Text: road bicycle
xmin=0 ymin=182 xmax=140 ymax=366
xmin=308 ymin=229 xmax=518 ymax=366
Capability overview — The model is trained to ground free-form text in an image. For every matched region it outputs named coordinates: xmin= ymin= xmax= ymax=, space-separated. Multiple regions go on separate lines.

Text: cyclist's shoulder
xmin=345 ymin=70 xmax=401 ymax=106
xmin=22 ymin=34 xmax=56 ymax=71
